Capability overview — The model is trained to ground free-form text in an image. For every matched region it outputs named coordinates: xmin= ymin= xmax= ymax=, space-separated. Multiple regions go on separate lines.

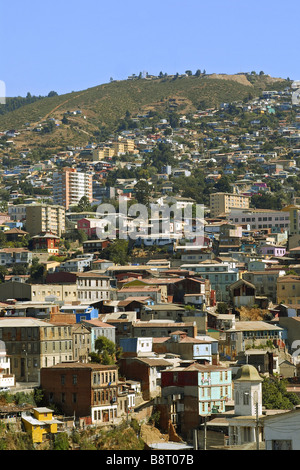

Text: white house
xmin=263 ymin=408 xmax=300 ymax=450
xmin=77 ymin=271 xmax=112 ymax=302
xmin=0 ymin=340 xmax=15 ymax=390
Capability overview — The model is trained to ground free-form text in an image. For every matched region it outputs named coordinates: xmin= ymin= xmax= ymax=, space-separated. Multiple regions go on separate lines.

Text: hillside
xmin=0 ymin=73 xmax=289 ymax=152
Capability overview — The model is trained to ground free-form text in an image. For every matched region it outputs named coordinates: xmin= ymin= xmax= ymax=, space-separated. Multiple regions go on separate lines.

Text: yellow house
xmin=22 ymin=407 xmax=63 ymax=443
xmin=277 ymin=275 xmax=300 ymax=305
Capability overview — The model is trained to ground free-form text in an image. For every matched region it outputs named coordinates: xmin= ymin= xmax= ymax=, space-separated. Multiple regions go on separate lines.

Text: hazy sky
xmin=1 ymin=0 xmax=299 ymax=97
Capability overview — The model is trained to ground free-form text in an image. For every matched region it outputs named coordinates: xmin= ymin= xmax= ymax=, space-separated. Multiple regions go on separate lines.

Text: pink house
xmin=260 ymin=245 xmax=286 ymax=257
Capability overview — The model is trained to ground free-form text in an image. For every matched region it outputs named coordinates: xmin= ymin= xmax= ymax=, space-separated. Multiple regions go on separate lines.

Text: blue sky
xmin=1 ymin=0 xmax=300 ymax=97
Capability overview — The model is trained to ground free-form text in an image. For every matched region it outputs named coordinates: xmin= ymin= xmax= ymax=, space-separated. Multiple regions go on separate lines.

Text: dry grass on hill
xmin=237 ymin=306 xmax=269 ymax=321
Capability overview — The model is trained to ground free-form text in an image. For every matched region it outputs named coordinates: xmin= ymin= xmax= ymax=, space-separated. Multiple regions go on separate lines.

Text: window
xmin=61 ymin=374 xmax=65 ymax=385
xmin=73 ymin=374 xmax=77 ymax=385
xmin=271 ymin=440 xmax=292 ymax=450
xmin=243 ymin=392 xmax=249 ymax=405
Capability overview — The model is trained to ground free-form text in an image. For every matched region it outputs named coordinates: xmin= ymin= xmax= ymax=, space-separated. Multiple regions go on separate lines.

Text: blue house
xmin=60 ymin=304 xmax=98 ymax=323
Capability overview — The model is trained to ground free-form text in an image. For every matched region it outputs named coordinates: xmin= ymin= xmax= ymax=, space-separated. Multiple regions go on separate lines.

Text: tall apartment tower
xmin=53 ymin=168 xmax=93 ymax=210
xmin=26 ymin=204 xmax=66 ymax=237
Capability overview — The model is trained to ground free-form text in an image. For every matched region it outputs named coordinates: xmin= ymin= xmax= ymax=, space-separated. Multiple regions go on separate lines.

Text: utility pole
xmin=193 ymin=428 xmax=198 ymax=450
xmin=255 ymin=402 xmax=259 ymax=450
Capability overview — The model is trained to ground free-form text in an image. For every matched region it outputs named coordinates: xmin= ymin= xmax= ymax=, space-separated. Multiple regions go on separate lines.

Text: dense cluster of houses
xmin=1 ymin=77 xmax=300 ymax=449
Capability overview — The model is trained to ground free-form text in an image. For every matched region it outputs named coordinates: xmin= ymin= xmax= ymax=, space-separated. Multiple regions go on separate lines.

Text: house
xmin=22 ymin=407 xmax=63 ymax=443
xmin=4 ymin=227 xmax=29 ymax=242
xmin=219 ymin=321 xmax=285 ymax=360
xmin=277 ymin=317 xmax=300 ymax=362
xmin=119 ymin=337 xmax=153 ymax=357
xmin=59 ymin=303 xmax=98 ymax=323
xmin=0 ymin=280 xmax=78 ymax=303
xmin=277 ymin=275 xmax=300 ymax=305
xmin=140 ymin=303 xmax=186 ymax=322
xmin=263 ymin=408 xmax=300 ymax=450
xmin=0 ymin=340 xmax=15 ymax=390
xmin=181 ymin=261 xmax=239 ymax=302
xmin=91 ymin=259 xmax=114 ymax=271
xmin=0 ymin=248 xmax=33 ymax=267
xmin=152 ymin=331 xmax=219 ymax=364
xmin=117 ymin=286 xmax=163 ymax=304
xmin=228 ymin=279 xmax=256 ymax=308
xmin=81 ymin=319 xmax=116 ymax=352
xmin=158 ymin=362 xmax=232 ymax=439
xmin=131 ymin=321 xmax=197 ymax=340
xmin=59 ymin=256 xmax=93 ymax=273
xmin=77 ymin=218 xmax=108 ymax=239
xmin=259 ymin=244 xmax=286 ymax=257
xmin=82 ymin=239 xmax=111 ymax=254
xmin=99 ymin=311 xmax=137 ymax=344
xmin=77 ymin=271 xmax=112 ymax=302
xmin=235 ymin=349 xmax=279 ymax=375
xmin=32 ymin=232 xmax=60 ymax=254
xmin=72 ymin=323 xmax=91 ymax=363
xmin=118 ymin=355 xmax=174 ymax=400
xmin=0 ymin=317 xmax=91 ymax=382
xmin=243 ymin=270 xmax=285 ymax=303
xmin=40 ymin=362 xmax=120 ymax=424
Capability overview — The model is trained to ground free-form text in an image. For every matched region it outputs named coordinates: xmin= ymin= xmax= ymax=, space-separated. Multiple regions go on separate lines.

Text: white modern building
xmin=228 ymin=208 xmax=289 ymax=231
xmin=53 ymin=167 xmax=93 ymax=210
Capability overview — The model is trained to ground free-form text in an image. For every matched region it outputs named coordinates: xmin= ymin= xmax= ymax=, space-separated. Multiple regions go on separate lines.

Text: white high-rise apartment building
xmin=53 ymin=168 xmax=93 ymax=210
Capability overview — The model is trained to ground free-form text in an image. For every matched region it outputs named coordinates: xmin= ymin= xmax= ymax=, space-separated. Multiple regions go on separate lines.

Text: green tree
xmin=134 ymin=180 xmax=151 ymax=206
xmin=29 ymin=257 xmax=46 ymax=283
xmin=0 ymin=266 xmax=8 ymax=283
xmin=103 ymin=239 xmax=129 ymax=265
xmin=12 ymin=264 xmax=28 ymax=275
xmin=214 ymin=175 xmax=233 ymax=193
xmin=73 ymin=196 xmax=93 ymax=212
xmin=262 ymin=377 xmax=300 ymax=409
xmin=216 ymin=302 xmax=229 ymax=315
xmin=53 ymin=432 xmax=70 ymax=450
xmin=77 ymin=229 xmax=88 ymax=244
xmin=92 ymin=336 xmax=122 ymax=365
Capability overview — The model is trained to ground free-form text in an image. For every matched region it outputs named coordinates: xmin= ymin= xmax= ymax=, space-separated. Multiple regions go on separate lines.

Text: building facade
xmin=40 ymin=362 xmax=120 ymax=423
xmin=0 ymin=318 xmax=91 ymax=382
xmin=210 ymin=193 xmax=250 ymax=218
xmin=228 ymin=208 xmax=289 ymax=231
xmin=159 ymin=362 xmax=232 ymax=439
xmin=53 ymin=168 xmax=93 ymax=210
xmin=77 ymin=272 xmax=112 ymax=302
xmin=25 ymin=204 xmax=66 ymax=237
